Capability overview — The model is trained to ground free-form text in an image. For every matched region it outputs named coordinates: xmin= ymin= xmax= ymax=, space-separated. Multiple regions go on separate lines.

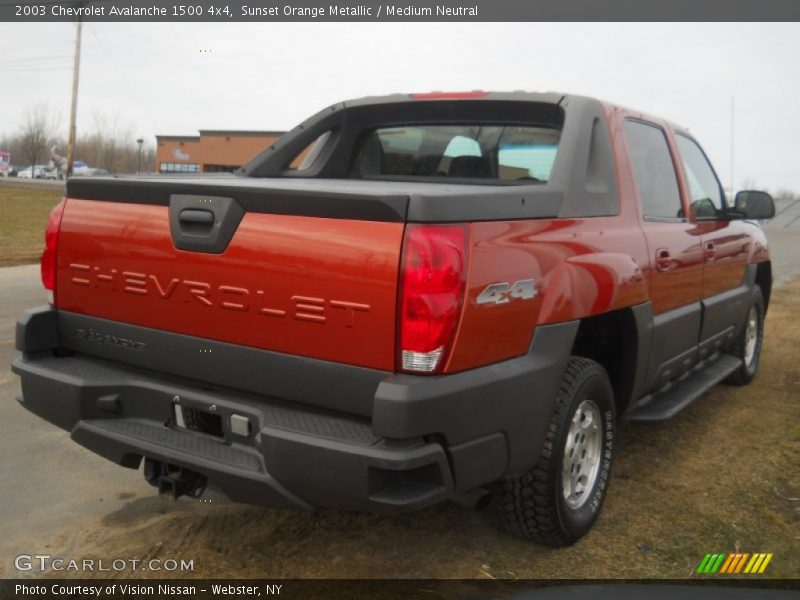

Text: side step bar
xmin=624 ymin=354 xmax=741 ymax=423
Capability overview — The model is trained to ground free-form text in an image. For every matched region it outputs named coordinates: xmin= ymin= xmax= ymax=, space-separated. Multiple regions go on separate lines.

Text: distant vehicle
xmin=17 ymin=165 xmax=48 ymax=179
xmin=70 ymin=161 xmax=90 ymax=176
xmin=71 ymin=167 xmax=108 ymax=177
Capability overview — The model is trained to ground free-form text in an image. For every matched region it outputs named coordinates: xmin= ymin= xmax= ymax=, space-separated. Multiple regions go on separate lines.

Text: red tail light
xmin=398 ymin=224 xmax=468 ymax=374
xmin=41 ymin=199 xmax=66 ymax=304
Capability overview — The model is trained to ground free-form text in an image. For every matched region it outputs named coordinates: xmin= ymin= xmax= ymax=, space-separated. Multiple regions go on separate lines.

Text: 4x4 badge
xmin=476 ymin=279 xmax=537 ymax=305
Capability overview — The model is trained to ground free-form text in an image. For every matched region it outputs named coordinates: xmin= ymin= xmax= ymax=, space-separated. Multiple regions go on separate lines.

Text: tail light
xmin=398 ymin=224 xmax=468 ymax=374
xmin=41 ymin=199 xmax=66 ymax=305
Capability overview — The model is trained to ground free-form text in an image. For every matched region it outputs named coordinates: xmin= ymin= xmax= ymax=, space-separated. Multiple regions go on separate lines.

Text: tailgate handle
xmin=179 ymin=209 xmax=215 ymax=225
xmin=169 ymin=195 xmax=244 ymax=254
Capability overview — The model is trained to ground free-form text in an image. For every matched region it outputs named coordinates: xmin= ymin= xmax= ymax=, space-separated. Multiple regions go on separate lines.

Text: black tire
xmin=725 ymin=286 xmax=765 ymax=386
xmin=493 ymin=357 xmax=616 ymax=547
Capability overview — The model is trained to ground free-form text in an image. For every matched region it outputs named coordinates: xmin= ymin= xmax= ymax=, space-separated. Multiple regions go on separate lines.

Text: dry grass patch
xmin=0 ymin=185 xmax=62 ymax=266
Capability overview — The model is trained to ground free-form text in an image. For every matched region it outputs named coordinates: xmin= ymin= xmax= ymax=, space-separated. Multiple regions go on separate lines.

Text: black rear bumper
xmin=12 ymin=306 xmax=575 ymax=513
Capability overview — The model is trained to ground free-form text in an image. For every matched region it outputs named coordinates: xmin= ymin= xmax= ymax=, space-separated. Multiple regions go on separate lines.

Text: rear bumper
xmin=13 ymin=306 xmax=576 ymax=513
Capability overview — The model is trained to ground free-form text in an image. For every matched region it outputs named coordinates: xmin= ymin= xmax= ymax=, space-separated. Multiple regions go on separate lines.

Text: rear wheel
xmin=493 ymin=357 xmax=616 ymax=547
xmin=726 ymin=286 xmax=765 ymax=386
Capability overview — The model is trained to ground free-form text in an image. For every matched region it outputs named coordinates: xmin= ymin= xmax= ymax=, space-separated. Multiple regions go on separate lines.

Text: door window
xmin=624 ymin=120 xmax=683 ymax=220
xmin=675 ymin=133 xmax=726 ymax=219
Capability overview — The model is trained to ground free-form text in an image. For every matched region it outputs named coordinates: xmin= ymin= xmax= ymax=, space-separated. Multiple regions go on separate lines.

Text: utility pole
xmin=137 ymin=138 xmax=144 ymax=173
xmin=65 ymin=17 xmax=83 ymax=178
xmin=730 ymin=95 xmax=735 ymax=196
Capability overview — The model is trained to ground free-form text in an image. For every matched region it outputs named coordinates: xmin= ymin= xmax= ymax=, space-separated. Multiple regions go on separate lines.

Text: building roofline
xmin=156 ymin=135 xmax=201 ymax=142
xmin=198 ymin=130 xmax=286 ymax=137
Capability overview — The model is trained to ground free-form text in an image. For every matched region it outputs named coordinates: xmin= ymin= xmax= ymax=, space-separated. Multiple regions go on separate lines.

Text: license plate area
xmin=173 ymin=403 xmax=224 ymax=440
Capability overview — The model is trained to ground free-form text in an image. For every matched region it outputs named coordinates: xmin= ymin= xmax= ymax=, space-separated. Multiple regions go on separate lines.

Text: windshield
xmin=353 ymin=124 xmax=560 ymax=183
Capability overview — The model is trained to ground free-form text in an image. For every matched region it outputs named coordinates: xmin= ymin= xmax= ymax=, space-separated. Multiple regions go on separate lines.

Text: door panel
xmin=623 ymin=118 xmax=706 ymax=393
xmin=699 ymin=221 xmax=750 ymax=297
xmin=672 ymin=132 xmax=751 ymax=342
xmin=641 ymin=222 xmax=704 ymax=314
xmin=647 ymin=302 xmax=702 ymax=390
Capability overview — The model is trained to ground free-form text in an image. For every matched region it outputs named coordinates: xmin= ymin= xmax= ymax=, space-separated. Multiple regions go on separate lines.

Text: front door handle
xmin=655 ymin=248 xmax=671 ymax=272
xmin=704 ymin=241 xmax=716 ymax=260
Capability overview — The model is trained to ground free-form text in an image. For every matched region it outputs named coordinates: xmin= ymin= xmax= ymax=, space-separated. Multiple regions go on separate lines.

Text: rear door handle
xmin=179 ymin=209 xmax=215 ymax=224
xmin=704 ymin=241 xmax=716 ymax=259
xmin=655 ymin=248 xmax=671 ymax=272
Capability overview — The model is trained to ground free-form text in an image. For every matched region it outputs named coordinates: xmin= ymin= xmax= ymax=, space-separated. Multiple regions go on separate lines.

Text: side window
xmin=624 ymin=120 xmax=683 ymax=220
xmin=287 ymin=130 xmax=332 ymax=171
xmin=675 ymin=134 xmax=725 ymax=219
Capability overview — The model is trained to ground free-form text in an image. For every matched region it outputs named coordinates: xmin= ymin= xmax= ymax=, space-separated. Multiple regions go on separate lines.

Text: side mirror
xmin=733 ymin=190 xmax=775 ymax=220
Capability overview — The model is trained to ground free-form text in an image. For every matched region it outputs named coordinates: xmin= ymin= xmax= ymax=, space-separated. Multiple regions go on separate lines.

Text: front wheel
xmin=493 ymin=357 xmax=616 ymax=547
xmin=726 ymin=286 xmax=765 ymax=386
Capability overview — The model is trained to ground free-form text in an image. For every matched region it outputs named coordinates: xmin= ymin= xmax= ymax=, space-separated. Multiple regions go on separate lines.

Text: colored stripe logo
xmin=696 ymin=553 xmax=773 ymax=574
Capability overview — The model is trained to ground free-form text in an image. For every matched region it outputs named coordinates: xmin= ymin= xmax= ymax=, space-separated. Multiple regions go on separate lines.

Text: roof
xmin=341 ymin=90 xmax=566 ymax=109
xmin=156 ymin=135 xmax=200 ymax=142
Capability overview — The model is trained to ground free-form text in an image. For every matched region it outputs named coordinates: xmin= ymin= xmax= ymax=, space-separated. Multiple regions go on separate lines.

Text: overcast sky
xmin=1 ymin=22 xmax=798 ymax=191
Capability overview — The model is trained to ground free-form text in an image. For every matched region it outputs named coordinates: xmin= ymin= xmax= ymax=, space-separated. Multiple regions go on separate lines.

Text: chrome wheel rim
xmin=562 ymin=399 xmax=603 ymax=510
xmin=744 ymin=305 xmax=758 ymax=366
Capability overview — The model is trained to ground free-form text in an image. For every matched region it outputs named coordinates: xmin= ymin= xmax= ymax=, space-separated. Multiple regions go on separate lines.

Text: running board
xmin=624 ymin=354 xmax=741 ymax=423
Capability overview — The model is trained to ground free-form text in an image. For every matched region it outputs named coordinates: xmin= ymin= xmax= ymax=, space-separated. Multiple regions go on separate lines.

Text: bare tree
xmin=3 ymin=105 xmax=154 ymax=175
xmin=17 ymin=104 xmax=61 ymax=170
xmin=772 ymin=188 xmax=797 ymax=203
xmin=75 ymin=111 xmax=145 ymax=173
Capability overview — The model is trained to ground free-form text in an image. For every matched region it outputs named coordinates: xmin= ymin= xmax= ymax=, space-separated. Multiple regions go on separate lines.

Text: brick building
xmin=155 ymin=130 xmax=285 ymax=174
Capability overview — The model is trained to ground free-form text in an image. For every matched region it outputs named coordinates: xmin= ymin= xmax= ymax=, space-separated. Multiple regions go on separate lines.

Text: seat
xmin=448 ymin=155 xmax=491 ymax=178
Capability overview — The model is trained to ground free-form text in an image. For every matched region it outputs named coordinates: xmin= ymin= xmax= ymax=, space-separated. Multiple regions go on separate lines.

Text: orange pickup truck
xmin=13 ymin=92 xmax=775 ymax=545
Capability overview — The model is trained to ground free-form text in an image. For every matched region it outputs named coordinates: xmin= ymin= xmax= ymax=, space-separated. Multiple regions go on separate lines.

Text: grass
xmin=0 ymin=184 xmax=63 ymax=267
xmin=21 ymin=281 xmax=798 ymax=584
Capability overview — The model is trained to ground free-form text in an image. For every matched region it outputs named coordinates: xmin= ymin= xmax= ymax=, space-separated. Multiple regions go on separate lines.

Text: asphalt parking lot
xmin=0 ymin=227 xmax=798 ymax=581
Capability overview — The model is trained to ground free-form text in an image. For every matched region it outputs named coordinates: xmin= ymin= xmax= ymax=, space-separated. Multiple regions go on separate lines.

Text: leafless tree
xmin=2 ymin=106 xmax=155 ymax=175
xmin=16 ymin=104 xmax=61 ymax=170
xmin=74 ymin=111 xmax=153 ymax=173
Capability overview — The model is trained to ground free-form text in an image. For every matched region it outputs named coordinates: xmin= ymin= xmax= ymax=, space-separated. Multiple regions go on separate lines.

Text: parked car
xmin=17 ymin=165 xmax=48 ymax=179
xmin=42 ymin=167 xmax=60 ymax=180
xmin=12 ymin=91 xmax=775 ymax=547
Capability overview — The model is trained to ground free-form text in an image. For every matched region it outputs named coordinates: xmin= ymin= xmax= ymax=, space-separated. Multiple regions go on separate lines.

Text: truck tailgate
xmin=55 ymin=193 xmax=404 ymax=371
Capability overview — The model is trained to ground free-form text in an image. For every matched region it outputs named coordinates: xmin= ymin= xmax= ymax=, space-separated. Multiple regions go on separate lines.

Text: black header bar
xmin=3 ymin=0 xmax=800 ymax=22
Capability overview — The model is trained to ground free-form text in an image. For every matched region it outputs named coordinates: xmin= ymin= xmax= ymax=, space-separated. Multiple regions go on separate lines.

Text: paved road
xmin=769 ymin=196 xmax=800 ymax=229
xmin=0 ymin=264 xmax=152 ymax=573
xmin=763 ymin=226 xmax=800 ymax=285
xmin=1 ymin=228 xmax=798 ymax=576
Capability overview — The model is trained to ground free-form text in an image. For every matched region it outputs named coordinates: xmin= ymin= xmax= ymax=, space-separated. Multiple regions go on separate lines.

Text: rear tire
xmin=725 ymin=286 xmax=765 ymax=386
xmin=493 ymin=357 xmax=616 ymax=547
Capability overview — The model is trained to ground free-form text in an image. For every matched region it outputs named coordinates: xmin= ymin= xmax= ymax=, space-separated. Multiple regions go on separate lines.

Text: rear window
xmin=353 ymin=125 xmax=560 ymax=183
